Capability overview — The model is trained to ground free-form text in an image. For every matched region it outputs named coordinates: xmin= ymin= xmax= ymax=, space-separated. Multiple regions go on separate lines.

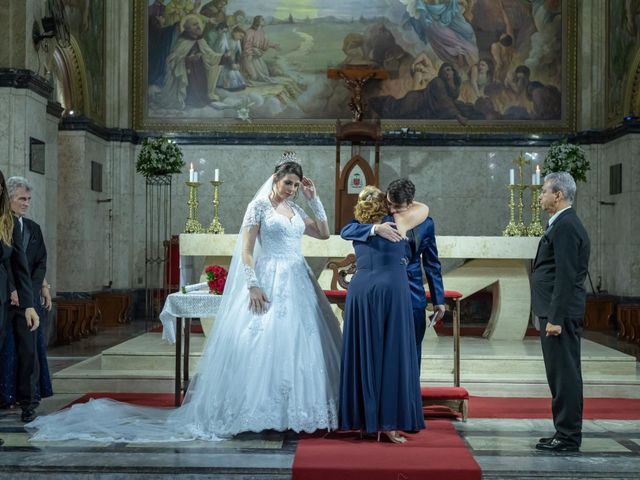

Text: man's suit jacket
xmin=340 ymin=216 xmax=445 ymax=309
xmin=0 ymin=220 xmax=34 ymax=316
xmin=531 ymin=208 xmax=590 ymax=325
xmin=7 ymin=217 xmax=47 ymax=299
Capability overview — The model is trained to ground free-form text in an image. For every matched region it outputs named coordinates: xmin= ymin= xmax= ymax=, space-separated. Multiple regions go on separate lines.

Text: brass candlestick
xmin=503 ymin=185 xmax=520 ymax=236
xmin=184 ymin=181 xmax=204 ymax=233
xmin=515 ymin=184 xmax=527 ymax=235
xmin=207 ymin=180 xmax=225 ymax=234
xmin=527 ymin=184 xmax=545 ymax=236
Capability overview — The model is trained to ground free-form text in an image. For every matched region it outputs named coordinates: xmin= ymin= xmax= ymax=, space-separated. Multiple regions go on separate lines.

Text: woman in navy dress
xmin=338 ymin=186 xmax=424 ymax=443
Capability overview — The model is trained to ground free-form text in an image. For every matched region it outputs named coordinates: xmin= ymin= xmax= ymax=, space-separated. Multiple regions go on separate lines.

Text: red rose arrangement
xmin=205 ymin=265 xmax=227 ymax=295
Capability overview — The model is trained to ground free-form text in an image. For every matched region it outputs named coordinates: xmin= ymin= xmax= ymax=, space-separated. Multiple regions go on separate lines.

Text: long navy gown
xmin=339 ymin=221 xmax=425 ymax=433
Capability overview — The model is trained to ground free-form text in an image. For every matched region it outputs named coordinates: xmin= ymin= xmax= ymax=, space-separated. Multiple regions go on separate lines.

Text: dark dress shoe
xmin=536 ymin=438 xmax=579 ymax=452
xmin=21 ymin=409 xmax=36 ymax=423
xmin=538 ymin=434 xmax=556 ymax=444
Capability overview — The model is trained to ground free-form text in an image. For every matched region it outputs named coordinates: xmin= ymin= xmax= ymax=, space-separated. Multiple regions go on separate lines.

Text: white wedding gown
xmin=27 ymin=195 xmax=342 ymax=442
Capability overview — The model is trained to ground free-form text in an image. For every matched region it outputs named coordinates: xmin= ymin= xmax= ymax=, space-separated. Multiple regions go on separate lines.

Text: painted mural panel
xmin=134 ymin=0 xmax=576 ymax=132
xmin=63 ymin=0 xmax=106 ymax=124
xmin=607 ymin=0 xmax=640 ymax=125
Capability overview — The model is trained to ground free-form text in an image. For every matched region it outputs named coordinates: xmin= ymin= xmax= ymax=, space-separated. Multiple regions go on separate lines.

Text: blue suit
xmin=341 ymin=217 xmax=444 ymax=368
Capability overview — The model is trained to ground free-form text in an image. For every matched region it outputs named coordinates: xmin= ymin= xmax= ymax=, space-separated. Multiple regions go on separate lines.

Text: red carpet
xmin=467 ymin=396 xmax=640 ymax=419
xmin=293 ymin=421 xmax=481 ymax=480
xmin=65 ymin=393 xmax=640 ymax=420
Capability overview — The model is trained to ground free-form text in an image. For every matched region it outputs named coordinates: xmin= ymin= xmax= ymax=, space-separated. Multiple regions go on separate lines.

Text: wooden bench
xmin=617 ymin=304 xmax=640 ymax=344
xmin=323 ymin=254 xmax=356 ymax=311
xmin=54 ymin=298 xmax=100 ymax=344
xmin=421 ymin=386 xmax=469 ymax=421
xmin=93 ymin=292 xmax=131 ymax=326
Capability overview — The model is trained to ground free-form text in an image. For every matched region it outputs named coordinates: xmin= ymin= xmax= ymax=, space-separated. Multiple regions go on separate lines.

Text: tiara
xmin=278 ymin=151 xmax=298 ymax=164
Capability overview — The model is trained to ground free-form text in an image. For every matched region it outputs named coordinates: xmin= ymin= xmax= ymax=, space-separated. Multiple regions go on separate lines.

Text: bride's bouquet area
xmin=206 ymin=265 xmax=227 ymax=295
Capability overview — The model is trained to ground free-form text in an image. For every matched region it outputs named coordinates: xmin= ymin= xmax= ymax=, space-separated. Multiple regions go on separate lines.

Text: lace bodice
xmin=242 ymin=197 xmax=308 ymax=256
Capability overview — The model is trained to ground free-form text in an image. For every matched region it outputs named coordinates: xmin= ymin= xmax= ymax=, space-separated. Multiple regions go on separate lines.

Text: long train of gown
xmin=27 ymin=197 xmax=342 ymax=442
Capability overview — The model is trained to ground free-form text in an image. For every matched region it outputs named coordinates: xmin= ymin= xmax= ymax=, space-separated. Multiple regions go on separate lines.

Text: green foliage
xmin=542 ymin=141 xmax=590 ymax=183
xmin=136 ymin=137 xmax=185 ymax=177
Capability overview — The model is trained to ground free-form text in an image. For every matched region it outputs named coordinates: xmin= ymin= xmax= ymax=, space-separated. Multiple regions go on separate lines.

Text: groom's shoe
xmin=21 ymin=408 xmax=36 ymax=423
xmin=538 ymin=434 xmax=556 ymax=445
xmin=535 ymin=438 xmax=579 ymax=452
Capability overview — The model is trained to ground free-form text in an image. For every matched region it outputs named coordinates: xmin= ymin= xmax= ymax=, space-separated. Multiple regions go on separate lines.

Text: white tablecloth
xmin=159 ymin=291 xmax=224 ymax=344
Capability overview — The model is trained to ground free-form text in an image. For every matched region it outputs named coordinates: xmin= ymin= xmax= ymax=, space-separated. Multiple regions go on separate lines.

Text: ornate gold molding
xmin=52 ymin=35 xmax=88 ymax=115
xmin=625 ymin=49 xmax=640 ymax=117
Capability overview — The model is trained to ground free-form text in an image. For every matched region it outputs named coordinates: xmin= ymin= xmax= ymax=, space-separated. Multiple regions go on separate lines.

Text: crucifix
xmin=513 ymin=152 xmax=530 ymax=185
xmin=327 ymin=65 xmax=388 ymax=122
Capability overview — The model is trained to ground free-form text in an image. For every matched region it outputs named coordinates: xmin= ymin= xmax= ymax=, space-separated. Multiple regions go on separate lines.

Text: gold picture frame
xmin=133 ymin=0 xmax=577 ymax=134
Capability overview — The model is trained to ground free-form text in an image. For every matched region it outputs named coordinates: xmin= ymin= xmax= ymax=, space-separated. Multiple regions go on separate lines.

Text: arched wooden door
xmin=334 ymin=119 xmax=381 ymax=232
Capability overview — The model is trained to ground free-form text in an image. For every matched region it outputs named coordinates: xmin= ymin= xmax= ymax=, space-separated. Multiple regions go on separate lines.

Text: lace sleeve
xmin=242 ymin=198 xmax=267 ymax=228
xmin=306 ymin=196 xmax=327 ymax=222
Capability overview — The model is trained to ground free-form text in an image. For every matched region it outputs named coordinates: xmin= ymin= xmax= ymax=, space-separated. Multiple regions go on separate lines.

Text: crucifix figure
xmin=513 ymin=152 xmax=530 ymax=185
xmin=327 ymin=66 xmax=388 ymax=122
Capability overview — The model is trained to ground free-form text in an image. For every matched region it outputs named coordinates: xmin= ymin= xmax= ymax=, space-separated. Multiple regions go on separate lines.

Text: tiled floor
xmin=1 ymin=321 xmax=639 ymax=479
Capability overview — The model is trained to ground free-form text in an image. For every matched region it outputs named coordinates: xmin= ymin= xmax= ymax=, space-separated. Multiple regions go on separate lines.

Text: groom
xmin=341 ymin=178 xmax=445 ymax=369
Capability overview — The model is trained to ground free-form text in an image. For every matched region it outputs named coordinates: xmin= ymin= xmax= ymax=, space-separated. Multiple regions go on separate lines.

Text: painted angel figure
xmin=400 ymin=0 xmax=479 ymax=74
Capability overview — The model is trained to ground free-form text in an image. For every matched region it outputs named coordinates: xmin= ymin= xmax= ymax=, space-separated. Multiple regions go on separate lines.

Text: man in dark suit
xmin=340 ymin=178 xmax=445 ymax=370
xmin=531 ymin=172 xmax=590 ymax=452
xmin=0 ymin=170 xmax=39 ymax=447
xmin=6 ymin=176 xmax=48 ymax=423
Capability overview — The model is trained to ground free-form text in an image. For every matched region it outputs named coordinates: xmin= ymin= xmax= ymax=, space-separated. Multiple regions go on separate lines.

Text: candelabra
xmin=515 ymin=184 xmax=527 ymax=234
xmin=503 ymin=185 xmax=520 ymax=236
xmin=527 ymin=185 xmax=545 ymax=236
xmin=207 ymin=180 xmax=225 ymax=234
xmin=184 ymin=181 xmax=204 ymax=233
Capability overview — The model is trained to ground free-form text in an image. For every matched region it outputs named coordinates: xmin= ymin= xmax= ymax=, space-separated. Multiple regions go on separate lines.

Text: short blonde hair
xmin=354 ymin=185 xmax=387 ymax=224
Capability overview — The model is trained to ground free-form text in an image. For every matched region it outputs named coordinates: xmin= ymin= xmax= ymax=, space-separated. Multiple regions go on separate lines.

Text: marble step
xmin=96 ymin=333 xmax=637 ymax=377
xmin=53 ymin=332 xmax=639 ymax=396
xmin=52 ymin=356 xmax=177 ymax=394
xmin=98 ymin=349 xmax=636 ymax=377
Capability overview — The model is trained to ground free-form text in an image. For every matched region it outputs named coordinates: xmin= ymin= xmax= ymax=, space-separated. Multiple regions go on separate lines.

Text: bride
xmin=27 ymin=153 xmax=342 ymax=442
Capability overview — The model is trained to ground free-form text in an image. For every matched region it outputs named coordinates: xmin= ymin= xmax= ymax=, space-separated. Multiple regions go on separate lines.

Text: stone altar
xmin=179 ymin=234 xmax=540 ymax=341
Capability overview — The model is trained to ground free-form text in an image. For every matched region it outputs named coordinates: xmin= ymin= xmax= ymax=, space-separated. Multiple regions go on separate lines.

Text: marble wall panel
xmin=593 ymin=135 xmax=639 ymax=296
xmin=57 ymin=131 xmax=113 ymax=291
xmin=0 ymin=85 xmax=58 ymax=296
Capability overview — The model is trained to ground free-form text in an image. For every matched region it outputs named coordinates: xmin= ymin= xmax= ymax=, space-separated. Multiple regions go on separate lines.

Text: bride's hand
xmin=249 ymin=287 xmax=270 ymax=314
xmin=301 ymin=176 xmax=316 ymax=200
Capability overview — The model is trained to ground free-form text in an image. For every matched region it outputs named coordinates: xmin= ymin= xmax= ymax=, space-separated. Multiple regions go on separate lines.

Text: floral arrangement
xmin=136 ymin=137 xmax=185 ymax=177
xmin=542 ymin=141 xmax=590 ymax=183
xmin=205 ymin=265 xmax=228 ymax=295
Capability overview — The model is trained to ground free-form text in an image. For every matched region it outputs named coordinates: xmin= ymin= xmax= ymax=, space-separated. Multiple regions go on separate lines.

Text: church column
xmin=0 ymin=0 xmax=59 ymax=296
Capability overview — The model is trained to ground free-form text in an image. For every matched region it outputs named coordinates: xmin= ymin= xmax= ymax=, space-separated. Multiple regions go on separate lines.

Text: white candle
xmin=189 ymin=163 xmax=194 ymax=182
xmin=509 ymin=169 xmax=515 ymax=185
xmin=193 ymin=171 xmax=198 ymax=183
xmin=535 ymin=165 xmax=541 ymax=185
xmin=214 ymin=168 xmax=219 ymax=181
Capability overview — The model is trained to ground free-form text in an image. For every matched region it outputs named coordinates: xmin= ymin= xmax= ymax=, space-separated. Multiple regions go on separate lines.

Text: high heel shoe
xmin=377 ymin=431 xmax=406 ymax=444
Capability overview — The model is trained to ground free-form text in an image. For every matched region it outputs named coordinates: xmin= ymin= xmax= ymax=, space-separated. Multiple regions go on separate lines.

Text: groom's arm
xmin=420 ymin=218 xmax=445 ymax=306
